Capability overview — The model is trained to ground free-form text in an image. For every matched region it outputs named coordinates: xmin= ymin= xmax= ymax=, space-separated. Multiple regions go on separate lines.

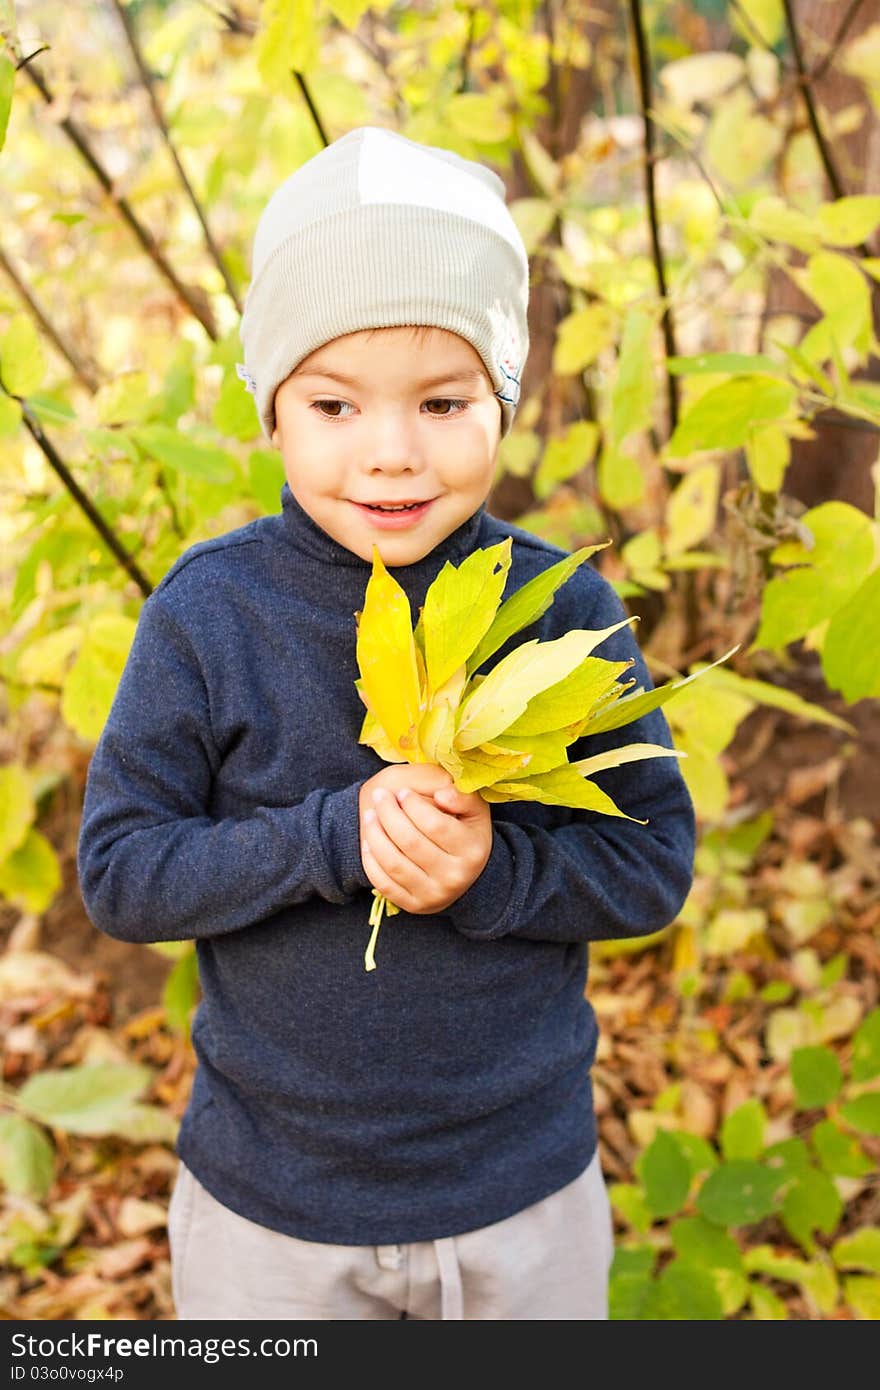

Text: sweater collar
xmin=276 ymin=481 xmax=489 ymax=581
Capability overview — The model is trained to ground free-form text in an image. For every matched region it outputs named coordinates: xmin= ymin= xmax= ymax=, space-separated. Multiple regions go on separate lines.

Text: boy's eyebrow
xmin=294 ymin=364 xmax=486 ymax=390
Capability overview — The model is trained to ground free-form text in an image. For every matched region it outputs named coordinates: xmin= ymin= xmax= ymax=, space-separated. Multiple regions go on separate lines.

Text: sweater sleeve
xmin=77 ymin=592 xmax=372 ymax=944
xmin=442 ymin=577 xmax=697 ymax=945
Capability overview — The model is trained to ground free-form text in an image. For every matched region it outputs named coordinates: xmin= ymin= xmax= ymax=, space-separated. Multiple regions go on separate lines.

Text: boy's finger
xmin=433 ymin=786 xmax=474 ymax=815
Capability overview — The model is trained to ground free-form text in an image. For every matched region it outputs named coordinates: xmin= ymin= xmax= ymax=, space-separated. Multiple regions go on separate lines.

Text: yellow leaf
xmin=483 ymin=764 xmax=641 ymax=820
xmin=455 ymin=744 xmax=533 ymax=793
xmin=503 ymin=655 xmax=632 ymax=737
xmin=0 ymin=764 xmax=35 ymax=862
xmin=455 ymin=620 xmax=635 ymax=751
xmin=664 ymin=464 xmax=720 ymax=556
xmin=422 ymin=539 xmax=511 ymax=693
xmin=570 ymin=743 xmax=685 ymax=780
xmin=355 ymin=548 xmax=423 ymax=759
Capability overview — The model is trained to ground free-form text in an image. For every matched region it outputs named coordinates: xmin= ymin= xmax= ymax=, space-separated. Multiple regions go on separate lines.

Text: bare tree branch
xmin=19 ymin=54 xmax=219 ymax=339
xmin=627 ymin=0 xmax=679 ymax=434
xmin=0 ymin=243 xmax=101 ymax=392
xmin=13 ymin=396 xmax=154 ymax=597
xmin=107 ymin=0 xmax=242 ymax=313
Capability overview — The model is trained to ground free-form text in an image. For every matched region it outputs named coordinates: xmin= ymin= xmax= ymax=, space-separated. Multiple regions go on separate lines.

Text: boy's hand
xmin=358 ymin=764 xmax=492 ymax=915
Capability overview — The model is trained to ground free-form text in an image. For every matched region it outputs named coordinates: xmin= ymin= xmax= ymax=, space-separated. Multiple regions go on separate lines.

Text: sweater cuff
xmin=321 ymin=782 xmax=372 ymax=897
xmin=443 ymin=829 xmax=517 ymax=939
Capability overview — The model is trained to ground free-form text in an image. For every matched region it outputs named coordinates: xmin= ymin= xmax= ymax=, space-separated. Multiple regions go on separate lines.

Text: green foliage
xmin=0 ymin=1063 xmax=177 ymax=1200
xmin=610 ymin=987 xmax=877 ymax=1316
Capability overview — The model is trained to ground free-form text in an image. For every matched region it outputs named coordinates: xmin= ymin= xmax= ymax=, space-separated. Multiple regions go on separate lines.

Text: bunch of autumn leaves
xmin=354 ymin=537 xmax=725 ymax=971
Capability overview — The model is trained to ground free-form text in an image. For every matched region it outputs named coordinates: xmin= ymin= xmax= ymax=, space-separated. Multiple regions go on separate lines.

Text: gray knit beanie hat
xmin=237 ymin=125 xmax=530 ymax=442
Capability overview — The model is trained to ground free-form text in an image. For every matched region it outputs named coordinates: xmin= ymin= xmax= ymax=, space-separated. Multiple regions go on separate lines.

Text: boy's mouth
xmin=352 ymin=499 xmax=435 ymax=529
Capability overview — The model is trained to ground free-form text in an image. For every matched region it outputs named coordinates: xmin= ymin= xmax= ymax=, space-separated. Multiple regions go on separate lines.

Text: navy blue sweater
xmin=77 ymin=482 xmax=696 ymax=1244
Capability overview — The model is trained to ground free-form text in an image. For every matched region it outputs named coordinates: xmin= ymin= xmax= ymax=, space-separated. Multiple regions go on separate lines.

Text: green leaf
xmin=811 ymin=1120 xmax=874 ymax=1178
xmin=0 ymin=314 xmax=47 ymax=397
xmin=61 ymin=613 xmax=137 ymax=742
xmin=755 ymin=501 xmax=875 ymax=652
xmin=748 ymin=1281 xmax=789 ymax=1319
xmin=609 ymin=1246 xmax=656 ymax=1320
xmin=641 ymin=1258 xmax=725 ymax=1319
xmin=534 ymin=421 xmax=600 ymax=499
xmin=791 ymin=1045 xmax=843 ymax=1109
xmin=131 ymin=424 xmax=237 ymax=482
xmin=597 ymin=441 xmax=645 ymax=510
xmin=782 ymin=1166 xmax=843 ymax=1255
xmin=851 ymin=1008 xmax=880 ymax=1083
xmin=665 ymin=352 xmax=787 ymax=377
xmin=0 ymin=1113 xmax=55 ymax=1200
xmin=745 ymin=1246 xmax=838 ymax=1313
xmin=669 ymin=1216 xmax=744 ymax=1271
xmin=17 ymin=1063 xmax=154 ymax=1135
xmin=839 ymin=1092 xmax=880 ymax=1136
xmin=423 ymin=540 xmax=512 ymax=694
xmin=0 ymin=828 xmax=62 ymax=914
xmin=609 ymin=1182 xmax=653 ymax=1234
xmin=817 ymin=195 xmax=880 ymax=247
xmin=844 ymin=1275 xmax=880 ymax=1319
xmin=256 ymin=0 xmax=319 ymax=85
xmin=832 ymin=1228 xmax=880 ymax=1274
xmin=796 ymin=251 xmax=873 ymax=357
xmin=162 ymin=946 xmax=200 ymax=1038
xmin=720 ymin=1098 xmax=766 ymax=1160
xmin=821 ymin=569 xmax=880 ymax=702
xmin=248 ymin=449 xmax=285 ymax=514
xmin=468 ymin=544 xmax=609 ymax=674
xmin=213 ymin=367 xmax=260 ymax=440
xmin=664 ymin=376 xmax=796 ymax=457
xmin=636 ymin=1129 xmax=692 ymax=1220
xmin=94 ymin=372 xmax=151 ymax=426
xmin=696 ymin=1161 xmax=781 ymax=1226
xmin=103 ymin=1104 xmax=179 ymax=1144
xmin=0 ymin=52 xmax=14 ymax=155
xmin=671 ymin=1130 xmax=720 ymax=1178
xmin=748 ymin=195 xmax=821 ymax=253
xmin=0 ymin=762 xmax=35 ymax=861
xmin=764 ymin=1136 xmax=811 ymax=1184
xmin=610 ymin=309 xmax=655 ymax=445
xmin=0 ymin=388 xmax=21 ymax=437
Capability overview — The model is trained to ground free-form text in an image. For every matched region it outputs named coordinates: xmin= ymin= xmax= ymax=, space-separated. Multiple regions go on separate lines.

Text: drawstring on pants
xmin=374 ymin=1238 xmax=464 ymax=1319
xmin=434 ymin=1237 xmax=463 ymax=1320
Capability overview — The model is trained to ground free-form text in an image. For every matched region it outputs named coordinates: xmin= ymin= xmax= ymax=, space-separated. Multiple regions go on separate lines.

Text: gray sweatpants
xmin=168 ymin=1149 xmax=614 ymax=1320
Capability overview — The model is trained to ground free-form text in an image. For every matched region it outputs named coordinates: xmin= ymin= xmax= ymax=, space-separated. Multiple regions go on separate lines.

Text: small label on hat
xmin=236 ymin=362 xmax=257 ymax=395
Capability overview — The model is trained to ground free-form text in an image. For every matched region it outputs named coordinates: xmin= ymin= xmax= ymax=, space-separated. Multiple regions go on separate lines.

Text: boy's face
xmin=271 ymin=326 xmax=502 ymax=566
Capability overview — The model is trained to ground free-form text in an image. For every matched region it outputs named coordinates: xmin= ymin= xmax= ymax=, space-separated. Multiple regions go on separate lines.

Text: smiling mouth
xmin=357 ymin=500 xmax=434 ymax=512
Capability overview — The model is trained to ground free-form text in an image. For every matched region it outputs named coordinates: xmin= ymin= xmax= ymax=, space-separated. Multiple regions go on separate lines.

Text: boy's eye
xmin=308 ymin=398 xmax=469 ymax=421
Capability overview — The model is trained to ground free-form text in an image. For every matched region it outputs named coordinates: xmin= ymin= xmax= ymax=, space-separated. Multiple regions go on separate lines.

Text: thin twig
xmin=108 ymin=0 xmax=242 ymax=312
xmin=728 ymin=0 xmax=793 ymax=68
xmin=19 ymin=55 xmax=218 ymax=339
xmin=809 ymin=0 xmax=865 ymax=83
xmin=782 ymin=0 xmax=872 ymax=256
xmin=0 ymin=243 xmax=101 ymax=392
xmin=293 ymin=70 xmax=329 ymax=146
xmin=15 ymin=397 xmax=154 ymax=597
xmin=627 ymin=0 xmax=679 ymax=434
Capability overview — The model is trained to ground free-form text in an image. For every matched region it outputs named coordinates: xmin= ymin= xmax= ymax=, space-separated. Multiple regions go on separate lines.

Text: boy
xmin=77 ymin=126 xmax=696 ymax=1320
